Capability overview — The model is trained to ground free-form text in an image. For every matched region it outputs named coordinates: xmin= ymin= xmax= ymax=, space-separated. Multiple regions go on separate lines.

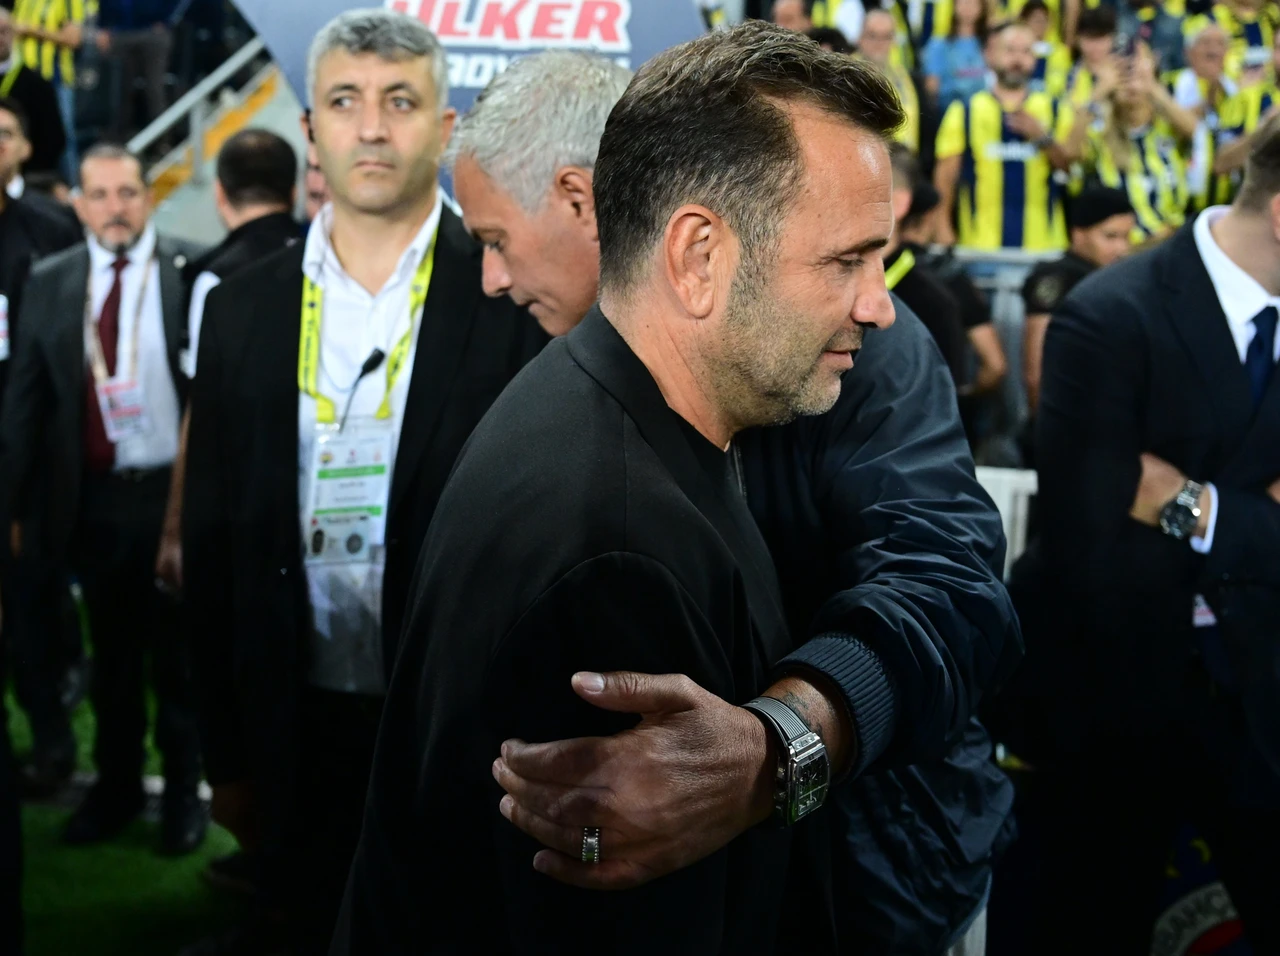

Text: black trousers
xmin=277 ymin=689 xmax=381 ymax=956
xmin=989 ymin=670 xmax=1280 ymax=956
xmin=75 ymin=469 xmax=200 ymax=791
xmin=0 ymin=659 xmax=22 ymax=956
xmin=3 ymin=555 xmax=77 ymax=753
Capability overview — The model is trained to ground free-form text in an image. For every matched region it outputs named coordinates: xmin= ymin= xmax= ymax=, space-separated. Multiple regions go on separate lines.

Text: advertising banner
xmin=235 ymin=0 xmax=706 ymax=110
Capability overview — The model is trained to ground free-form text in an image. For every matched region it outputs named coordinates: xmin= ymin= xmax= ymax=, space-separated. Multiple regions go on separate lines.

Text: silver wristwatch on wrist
xmin=1158 ymin=479 xmax=1205 ymax=541
xmin=742 ymin=696 xmax=830 ymax=827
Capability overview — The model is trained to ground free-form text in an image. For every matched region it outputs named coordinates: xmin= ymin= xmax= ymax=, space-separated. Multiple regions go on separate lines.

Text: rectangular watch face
xmin=789 ymin=745 xmax=830 ymax=823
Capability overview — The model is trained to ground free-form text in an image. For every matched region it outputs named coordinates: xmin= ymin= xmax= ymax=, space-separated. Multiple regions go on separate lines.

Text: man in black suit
xmin=989 ymin=113 xmax=1280 ymax=952
xmin=451 ymin=50 xmax=1019 ymax=955
xmin=154 ymin=127 xmax=302 ymax=593
xmin=334 ymin=23 xmax=909 ymax=954
xmin=0 ymin=143 xmax=205 ymax=855
xmin=0 ymin=94 xmax=84 ymax=802
xmin=181 ymin=10 xmax=545 ymax=956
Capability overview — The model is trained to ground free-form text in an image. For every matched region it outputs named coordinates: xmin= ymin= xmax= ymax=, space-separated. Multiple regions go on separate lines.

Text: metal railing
xmin=127 ymin=35 xmax=267 ymax=184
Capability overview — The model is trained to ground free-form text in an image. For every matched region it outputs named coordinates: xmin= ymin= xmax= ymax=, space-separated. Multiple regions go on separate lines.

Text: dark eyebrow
xmin=324 ymin=82 xmax=360 ymax=98
xmin=828 ymin=236 xmax=890 ymax=259
xmin=382 ymin=81 xmax=421 ymax=97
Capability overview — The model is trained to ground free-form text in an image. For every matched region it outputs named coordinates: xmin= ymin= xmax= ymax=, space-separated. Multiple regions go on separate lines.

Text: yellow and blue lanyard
xmin=886 ymin=249 xmax=915 ymax=291
xmin=298 ymin=232 xmax=437 ymax=425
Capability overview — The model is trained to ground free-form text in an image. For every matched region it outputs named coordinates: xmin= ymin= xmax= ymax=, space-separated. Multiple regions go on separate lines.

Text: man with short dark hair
xmin=182 ymin=11 xmax=545 ymax=954
xmin=0 ymin=143 xmax=206 ymax=855
xmin=333 ymin=22 xmax=965 ymax=954
xmin=449 ymin=47 xmax=1018 ymax=956
xmin=991 ymin=110 xmax=1280 ymax=954
xmin=154 ymin=129 xmax=301 ymax=656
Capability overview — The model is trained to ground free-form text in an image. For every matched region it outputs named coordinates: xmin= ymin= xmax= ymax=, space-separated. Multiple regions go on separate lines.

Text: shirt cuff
xmin=775 ymin=634 xmax=897 ymax=779
xmin=1190 ymin=482 xmax=1218 ymax=554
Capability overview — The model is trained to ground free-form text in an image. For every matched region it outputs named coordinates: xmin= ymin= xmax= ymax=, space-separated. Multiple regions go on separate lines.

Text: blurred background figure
xmin=1020 ymin=185 xmax=1135 ymax=448
xmin=12 ymin=0 xmax=87 ymax=185
xmin=0 ymin=7 xmax=67 ymax=189
xmin=921 ymin=0 xmax=989 ymax=110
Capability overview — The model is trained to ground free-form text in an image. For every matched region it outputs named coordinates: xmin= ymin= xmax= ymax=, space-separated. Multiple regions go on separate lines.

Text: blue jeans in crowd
xmin=56 ymin=79 xmax=78 ymax=186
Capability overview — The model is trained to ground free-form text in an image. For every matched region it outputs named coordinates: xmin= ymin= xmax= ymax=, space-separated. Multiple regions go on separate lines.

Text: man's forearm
xmin=163 ymin=408 xmax=191 ymax=539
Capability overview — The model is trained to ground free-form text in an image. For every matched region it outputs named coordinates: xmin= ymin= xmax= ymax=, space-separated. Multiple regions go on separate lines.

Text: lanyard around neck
xmin=298 ymin=227 xmax=438 ymax=425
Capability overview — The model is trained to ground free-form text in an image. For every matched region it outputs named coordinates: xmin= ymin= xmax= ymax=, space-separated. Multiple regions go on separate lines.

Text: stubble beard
xmin=710 ymin=261 xmax=847 ymax=432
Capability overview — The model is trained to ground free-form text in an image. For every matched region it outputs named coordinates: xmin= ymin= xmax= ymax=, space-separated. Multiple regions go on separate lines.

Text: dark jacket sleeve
xmin=1201 ymin=490 xmax=1280 ymax=588
xmin=1033 ymin=289 xmax=1154 ymax=601
xmin=0 ymin=263 xmax=57 ymax=543
xmin=181 ymin=283 xmax=243 ymax=784
xmin=778 ymin=303 xmax=1022 ymax=774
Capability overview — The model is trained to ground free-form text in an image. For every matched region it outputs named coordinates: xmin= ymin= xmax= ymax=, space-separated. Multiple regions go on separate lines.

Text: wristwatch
xmin=742 ymin=696 xmax=830 ymax=827
xmin=1158 ymin=479 xmax=1205 ymax=541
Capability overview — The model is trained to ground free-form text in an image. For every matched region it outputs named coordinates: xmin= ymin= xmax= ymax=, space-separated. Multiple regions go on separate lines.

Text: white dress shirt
xmin=87 ymin=223 xmax=181 ymax=470
xmin=7 ymin=174 xmax=23 ymax=201
xmin=182 ymin=270 xmax=222 ymax=378
xmin=297 ymin=194 xmax=443 ymax=693
xmin=1187 ymin=206 xmax=1280 ymax=555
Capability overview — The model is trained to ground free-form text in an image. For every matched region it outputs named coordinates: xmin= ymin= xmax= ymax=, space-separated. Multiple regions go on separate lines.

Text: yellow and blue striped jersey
xmin=1083 ymin=121 xmax=1188 ymax=242
xmin=13 ymin=0 xmax=87 ymax=85
xmin=1184 ymin=3 xmax=1279 ymax=80
xmin=1031 ymin=40 xmax=1074 ymax=97
xmin=1064 ymin=63 xmax=1098 ymax=108
xmin=936 ymin=90 xmax=1075 ymax=251
xmin=1213 ymin=81 xmax=1278 ymax=203
xmin=880 ymin=59 xmax=921 ymax=152
xmin=889 ymin=0 xmax=955 ymax=70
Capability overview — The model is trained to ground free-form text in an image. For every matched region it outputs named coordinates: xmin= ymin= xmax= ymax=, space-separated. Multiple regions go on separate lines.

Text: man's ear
xmin=439 ymin=107 xmax=458 ymax=151
xmin=301 ymin=109 xmax=315 ymax=144
xmin=554 ymin=166 xmax=597 ymax=235
xmin=663 ymin=204 xmax=729 ymax=320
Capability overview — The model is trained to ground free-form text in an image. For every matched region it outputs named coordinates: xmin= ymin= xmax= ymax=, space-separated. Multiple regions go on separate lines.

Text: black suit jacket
xmin=182 ymin=207 xmax=547 ymax=858
xmin=996 ymin=225 xmax=1280 ymax=772
xmin=332 ymin=309 xmax=796 ymax=955
xmin=0 ymin=234 xmax=200 ymax=563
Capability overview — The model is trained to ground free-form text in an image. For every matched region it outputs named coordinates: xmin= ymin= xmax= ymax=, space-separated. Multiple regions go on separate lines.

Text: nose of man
xmin=481 ymin=247 xmax=514 ymax=299
xmin=852 ymin=266 xmax=897 ymax=332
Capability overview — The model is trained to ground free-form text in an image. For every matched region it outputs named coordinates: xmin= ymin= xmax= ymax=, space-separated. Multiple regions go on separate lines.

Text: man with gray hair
xmin=450 ymin=51 xmax=630 ymax=336
xmin=444 ymin=47 xmax=1016 ymax=956
xmin=181 ymin=8 xmax=544 ymax=955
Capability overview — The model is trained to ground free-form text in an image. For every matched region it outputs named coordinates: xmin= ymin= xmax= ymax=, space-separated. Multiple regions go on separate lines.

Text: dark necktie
xmin=83 ymin=257 xmax=129 ymax=473
xmin=1247 ymin=304 xmax=1278 ymax=412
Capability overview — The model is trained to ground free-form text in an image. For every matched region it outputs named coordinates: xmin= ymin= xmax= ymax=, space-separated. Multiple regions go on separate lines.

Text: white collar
xmin=88 ymin=222 xmax=157 ymax=273
xmin=1193 ymin=206 xmax=1280 ymax=335
xmin=6 ymin=174 xmax=22 ymax=200
xmin=302 ymin=191 xmax=443 ymax=292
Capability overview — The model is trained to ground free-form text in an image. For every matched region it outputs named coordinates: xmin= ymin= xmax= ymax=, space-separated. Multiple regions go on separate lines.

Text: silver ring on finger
xmin=581 ymin=826 xmax=602 ymax=865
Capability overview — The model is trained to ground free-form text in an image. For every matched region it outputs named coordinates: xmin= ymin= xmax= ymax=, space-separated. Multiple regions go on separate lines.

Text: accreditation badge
xmin=95 ymin=379 xmax=153 ymax=443
xmin=304 ymin=418 xmax=393 ymax=566
xmin=0 ymin=294 xmax=9 ymax=362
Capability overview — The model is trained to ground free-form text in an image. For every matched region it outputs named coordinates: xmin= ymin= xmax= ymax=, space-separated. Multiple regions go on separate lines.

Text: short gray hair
xmin=445 ymin=51 xmax=632 ymax=212
xmin=306 ymin=8 xmax=449 ymax=112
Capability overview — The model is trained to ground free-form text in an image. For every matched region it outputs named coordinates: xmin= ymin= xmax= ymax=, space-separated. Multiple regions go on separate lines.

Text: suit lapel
xmin=387 ymin=207 xmax=482 ymax=522
xmin=1160 ymin=227 xmax=1254 ymax=452
xmin=1217 ymin=362 xmax=1280 ymax=488
xmin=155 ymin=237 xmax=188 ymax=373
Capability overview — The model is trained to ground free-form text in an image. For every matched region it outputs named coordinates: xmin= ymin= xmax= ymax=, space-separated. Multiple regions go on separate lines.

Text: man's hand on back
xmin=493 ymin=670 xmax=852 ymax=890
